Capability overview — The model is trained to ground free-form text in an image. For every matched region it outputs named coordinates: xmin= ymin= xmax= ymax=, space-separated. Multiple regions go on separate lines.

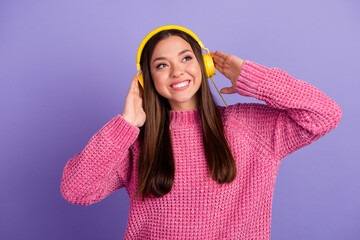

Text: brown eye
xmin=156 ymin=63 xmax=167 ymax=69
xmin=182 ymin=56 xmax=192 ymax=62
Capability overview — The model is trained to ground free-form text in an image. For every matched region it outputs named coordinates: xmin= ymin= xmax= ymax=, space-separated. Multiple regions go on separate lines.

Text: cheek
xmin=189 ymin=62 xmax=202 ymax=83
xmin=151 ymin=72 xmax=168 ymax=93
xmin=189 ymin=60 xmax=202 ymax=74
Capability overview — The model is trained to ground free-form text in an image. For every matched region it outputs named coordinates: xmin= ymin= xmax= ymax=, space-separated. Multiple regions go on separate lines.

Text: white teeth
xmin=171 ymin=81 xmax=190 ymax=88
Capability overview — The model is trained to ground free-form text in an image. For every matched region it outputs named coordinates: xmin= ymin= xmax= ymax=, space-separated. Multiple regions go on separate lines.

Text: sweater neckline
xmin=169 ymin=109 xmax=201 ymax=129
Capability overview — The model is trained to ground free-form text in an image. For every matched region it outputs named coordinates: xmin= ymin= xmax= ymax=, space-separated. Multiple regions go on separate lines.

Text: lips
xmin=170 ymin=79 xmax=191 ymax=88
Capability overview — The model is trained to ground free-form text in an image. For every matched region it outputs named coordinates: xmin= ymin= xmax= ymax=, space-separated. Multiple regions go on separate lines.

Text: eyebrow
xmin=152 ymin=49 xmax=192 ymax=63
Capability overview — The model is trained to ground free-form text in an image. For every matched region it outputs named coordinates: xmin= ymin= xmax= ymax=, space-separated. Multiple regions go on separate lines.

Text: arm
xmin=60 ymin=115 xmax=140 ymax=205
xmin=212 ymin=51 xmax=342 ymax=160
xmin=61 ymin=74 xmax=145 ymax=205
xmin=234 ymin=60 xmax=342 ymax=159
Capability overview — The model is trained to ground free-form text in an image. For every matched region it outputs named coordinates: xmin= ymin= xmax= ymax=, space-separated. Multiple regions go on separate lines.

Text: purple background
xmin=1 ymin=0 xmax=359 ymax=239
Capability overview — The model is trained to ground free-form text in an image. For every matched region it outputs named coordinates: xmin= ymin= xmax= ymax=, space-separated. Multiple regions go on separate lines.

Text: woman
xmin=61 ymin=26 xmax=342 ymax=239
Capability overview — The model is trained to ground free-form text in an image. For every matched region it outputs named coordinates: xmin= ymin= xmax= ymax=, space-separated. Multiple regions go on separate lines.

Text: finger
xmin=128 ymin=75 xmax=136 ymax=94
xmin=220 ymin=87 xmax=236 ymax=94
xmin=133 ymin=75 xmax=144 ymax=98
xmin=215 ymin=50 xmax=230 ymax=59
xmin=212 ymin=52 xmax=225 ymax=66
xmin=214 ymin=63 xmax=231 ymax=79
xmin=214 ymin=63 xmax=224 ymax=74
xmin=132 ymin=75 xmax=139 ymax=94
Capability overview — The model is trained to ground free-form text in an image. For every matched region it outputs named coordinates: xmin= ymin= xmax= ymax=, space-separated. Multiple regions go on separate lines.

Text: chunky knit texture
xmin=61 ymin=60 xmax=342 ymax=239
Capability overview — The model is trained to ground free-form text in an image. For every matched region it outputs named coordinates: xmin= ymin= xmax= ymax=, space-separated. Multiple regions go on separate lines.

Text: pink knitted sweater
xmin=61 ymin=61 xmax=342 ymax=239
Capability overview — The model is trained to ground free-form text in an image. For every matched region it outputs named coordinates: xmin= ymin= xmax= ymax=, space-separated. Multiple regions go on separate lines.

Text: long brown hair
xmin=134 ymin=29 xmax=236 ymax=201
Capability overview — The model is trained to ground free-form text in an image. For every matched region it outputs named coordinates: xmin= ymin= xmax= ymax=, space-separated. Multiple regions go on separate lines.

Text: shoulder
xmin=217 ymin=103 xmax=280 ymax=122
xmin=217 ymin=103 xmax=284 ymax=138
xmin=216 ymin=103 xmax=284 ymax=155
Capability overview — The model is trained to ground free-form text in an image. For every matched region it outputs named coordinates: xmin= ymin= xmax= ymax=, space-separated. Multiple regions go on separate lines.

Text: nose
xmin=170 ymin=62 xmax=184 ymax=78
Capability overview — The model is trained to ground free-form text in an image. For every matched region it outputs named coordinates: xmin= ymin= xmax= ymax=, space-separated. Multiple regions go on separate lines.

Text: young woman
xmin=61 ymin=26 xmax=342 ymax=239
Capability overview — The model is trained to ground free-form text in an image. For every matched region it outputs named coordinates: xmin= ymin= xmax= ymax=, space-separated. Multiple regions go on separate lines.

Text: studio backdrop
xmin=0 ymin=0 xmax=358 ymax=239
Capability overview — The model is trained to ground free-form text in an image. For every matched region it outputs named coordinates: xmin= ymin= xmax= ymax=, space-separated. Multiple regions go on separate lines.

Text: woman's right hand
xmin=121 ymin=75 xmax=146 ymax=128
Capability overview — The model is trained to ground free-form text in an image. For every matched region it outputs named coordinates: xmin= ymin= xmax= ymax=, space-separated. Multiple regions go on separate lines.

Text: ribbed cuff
xmin=99 ymin=114 xmax=140 ymax=149
xmin=236 ymin=60 xmax=269 ymax=98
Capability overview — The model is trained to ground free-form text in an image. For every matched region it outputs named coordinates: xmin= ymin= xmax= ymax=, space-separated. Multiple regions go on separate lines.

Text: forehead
xmin=151 ymin=36 xmax=192 ymax=58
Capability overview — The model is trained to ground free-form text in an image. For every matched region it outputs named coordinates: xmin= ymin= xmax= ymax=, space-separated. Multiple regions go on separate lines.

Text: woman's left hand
xmin=211 ymin=51 xmax=245 ymax=94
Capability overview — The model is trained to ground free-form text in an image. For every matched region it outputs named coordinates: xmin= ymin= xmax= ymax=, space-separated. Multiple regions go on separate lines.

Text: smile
xmin=170 ymin=80 xmax=191 ymax=89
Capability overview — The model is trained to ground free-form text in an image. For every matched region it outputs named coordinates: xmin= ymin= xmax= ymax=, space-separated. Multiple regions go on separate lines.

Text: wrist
xmin=238 ymin=58 xmax=245 ymax=73
xmin=122 ymin=114 xmax=135 ymax=126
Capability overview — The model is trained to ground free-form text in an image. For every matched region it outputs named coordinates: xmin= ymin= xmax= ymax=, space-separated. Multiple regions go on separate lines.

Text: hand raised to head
xmin=211 ymin=51 xmax=245 ymax=94
xmin=121 ymin=75 xmax=146 ymax=128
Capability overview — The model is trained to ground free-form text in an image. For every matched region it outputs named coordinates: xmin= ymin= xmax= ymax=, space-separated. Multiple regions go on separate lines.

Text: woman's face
xmin=150 ymin=36 xmax=202 ymax=111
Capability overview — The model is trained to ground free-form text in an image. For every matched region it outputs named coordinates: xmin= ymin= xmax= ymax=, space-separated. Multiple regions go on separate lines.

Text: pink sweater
xmin=60 ymin=61 xmax=342 ymax=239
